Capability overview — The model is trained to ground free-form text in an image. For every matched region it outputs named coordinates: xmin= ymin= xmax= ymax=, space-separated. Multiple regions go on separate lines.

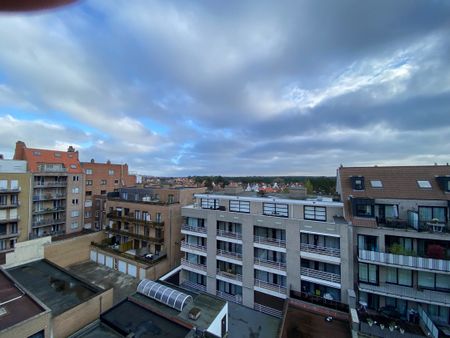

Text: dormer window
xmin=417 ymin=180 xmax=432 ymax=189
xmin=351 ymin=176 xmax=365 ymax=190
xmin=370 ymin=180 xmax=383 ymax=188
xmin=435 ymin=176 xmax=450 ymax=192
xmin=54 ymin=153 xmax=61 ymax=158
xmin=33 ymin=151 xmax=40 ymax=156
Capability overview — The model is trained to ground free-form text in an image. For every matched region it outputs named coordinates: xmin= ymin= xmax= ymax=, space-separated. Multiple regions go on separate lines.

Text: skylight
xmin=417 ymin=180 xmax=432 ymax=188
xmin=370 ymin=180 xmax=383 ymax=188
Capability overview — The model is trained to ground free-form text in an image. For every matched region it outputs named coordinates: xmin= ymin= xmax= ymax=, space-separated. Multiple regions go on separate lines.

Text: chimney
xmin=67 ymin=146 xmax=75 ymax=152
xmin=14 ymin=141 xmax=26 ymax=160
xmin=90 ymin=158 xmax=95 ymax=163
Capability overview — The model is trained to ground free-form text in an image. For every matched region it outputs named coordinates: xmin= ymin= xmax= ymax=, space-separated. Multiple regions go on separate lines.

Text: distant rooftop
xmin=8 ymin=259 xmax=103 ymax=316
xmin=0 ymin=268 xmax=49 ymax=331
xmin=0 ymin=159 xmax=27 ymax=173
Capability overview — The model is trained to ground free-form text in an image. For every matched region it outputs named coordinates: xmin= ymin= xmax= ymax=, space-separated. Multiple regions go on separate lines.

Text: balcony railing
xmin=33 ymin=194 xmax=66 ymax=201
xmin=37 ymin=166 xmax=67 ymax=173
xmin=359 ymin=249 xmax=450 ymax=273
xmin=378 ymin=217 xmax=450 ymax=233
xmin=181 ymin=258 xmax=207 ymax=272
xmin=181 ymin=224 xmax=207 ymax=234
xmin=32 ymin=218 xmax=65 ymax=228
xmin=181 ymin=281 xmax=206 ymax=293
xmin=0 ymin=202 xmax=20 ymax=209
xmin=0 ymin=187 xmax=21 ymax=193
xmin=216 ymin=249 xmax=242 ymax=261
xmin=0 ymin=216 xmax=19 ymax=224
xmin=181 ymin=240 xmax=207 ymax=253
xmin=300 ymin=243 xmax=340 ymax=257
xmin=216 ymin=291 xmax=243 ymax=304
xmin=254 ymin=279 xmax=287 ymax=294
xmin=254 ymin=235 xmax=286 ymax=248
xmin=107 ymin=212 xmax=164 ymax=227
xmin=359 ymin=282 xmax=450 ymax=306
xmin=29 ymin=229 xmax=65 ymax=240
xmin=254 ymin=257 xmax=286 ymax=271
xmin=33 ymin=181 xmax=67 ymax=187
xmin=33 ymin=207 xmax=65 ymax=214
xmin=108 ymin=228 xmax=164 ymax=243
xmin=0 ymin=231 xmax=20 ymax=239
xmin=254 ymin=302 xmax=283 ymax=318
xmin=217 ymin=229 xmax=242 ymax=240
xmin=216 ymin=269 xmax=242 ymax=281
xmin=300 ymin=267 xmax=341 ymax=284
xmin=418 ymin=305 xmax=439 ymax=338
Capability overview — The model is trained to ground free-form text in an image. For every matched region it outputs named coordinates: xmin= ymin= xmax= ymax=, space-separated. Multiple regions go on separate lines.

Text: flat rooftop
xmin=101 ymin=299 xmax=191 ymax=338
xmin=69 ymin=321 xmax=124 ymax=338
xmin=0 ymin=269 xmax=48 ymax=331
xmin=8 ymin=259 xmax=102 ymax=316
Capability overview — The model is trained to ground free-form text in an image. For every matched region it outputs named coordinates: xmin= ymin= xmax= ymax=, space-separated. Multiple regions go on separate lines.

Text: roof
xmin=7 ymin=260 xmax=102 ymax=316
xmin=337 ymin=165 xmax=450 ymax=201
xmin=0 ymin=268 xmax=48 ymax=331
xmin=13 ymin=141 xmax=82 ymax=174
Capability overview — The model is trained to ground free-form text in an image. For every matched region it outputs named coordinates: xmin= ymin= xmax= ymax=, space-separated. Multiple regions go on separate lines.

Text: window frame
xmin=263 ymin=202 xmax=289 ymax=218
xmin=229 ymin=200 xmax=250 ymax=213
xmin=304 ymin=205 xmax=326 ymax=221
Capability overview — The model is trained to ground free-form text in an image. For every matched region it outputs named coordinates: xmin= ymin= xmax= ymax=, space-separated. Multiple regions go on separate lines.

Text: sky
xmin=0 ymin=0 xmax=450 ymax=176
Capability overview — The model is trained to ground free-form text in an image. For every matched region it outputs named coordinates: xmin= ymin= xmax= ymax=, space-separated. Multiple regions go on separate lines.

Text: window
xmin=114 ymin=179 xmax=119 ymax=184
xmin=359 ymin=263 xmax=378 ymax=284
xmin=71 ymin=210 xmax=79 ymax=217
xmin=263 ymin=202 xmax=288 ymax=217
xmin=352 ymin=198 xmax=374 ymax=217
xmin=71 ymin=222 xmax=79 ymax=229
xmin=101 ymin=190 xmax=106 ymax=195
xmin=370 ymin=180 xmax=383 ymax=188
xmin=10 ymin=180 xmax=18 ymax=189
xmin=201 ymin=198 xmax=219 ymax=209
xmin=70 ymin=164 xmax=77 ymax=169
xmin=0 ymin=180 xmax=7 ymax=189
xmin=351 ymin=176 xmax=365 ymax=190
xmin=108 ymin=169 xmax=114 ymax=176
xmin=54 ymin=153 xmax=61 ymax=157
xmin=418 ymin=271 xmax=450 ymax=291
xmin=417 ymin=180 xmax=432 ymax=188
xmin=85 ymin=211 xmax=92 ymax=218
xmin=33 ymin=151 xmax=41 ymax=156
xmin=72 ymin=187 xmax=79 ymax=194
xmin=85 ymin=169 xmax=93 ymax=175
xmin=304 ymin=206 xmax=326 ymax=221
xmin=418 ymin=206 xmax=446 ymax=224
xmin=72 ymin=176 xmax=79 ymax=181
xmin=72 ymin=199 xmax=79 ymax=205
xmin=100 ymin=179 xmax=107 ymax=185
xmin=386 ymin=267 xmax=412 ymax=286
xmin=86 ymin=180 xmax=93 ymax=186
xmin=168 ymin=194 xmax=174 ymax=204
xmin=156 ymin=212 xmax=162 ymax=223
xmin=229 ymin=200 xmax=250 ymax=213
xmin=86 ymin=191 xmax=92 ymax=196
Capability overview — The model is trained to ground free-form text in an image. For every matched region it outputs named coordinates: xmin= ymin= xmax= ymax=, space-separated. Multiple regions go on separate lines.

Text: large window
xmin=263 ymin=203 xmax=288 ymax=217
xmin=229 ymin=200 xmax=250 ymax=213
xmin=386 ymin=267 xmax=412 ymax=286
xmin=418 ymin=271 xmax=450 ymax=291
xmin=418 ymin=206 xmax=446 ymax=224
xmin=304 ymin=206 xmax=326 ymax=221
xmin=201 ymin=198 xmax=219 ymax=209
xmin=358 ymin=263 xmax=378 ymax=284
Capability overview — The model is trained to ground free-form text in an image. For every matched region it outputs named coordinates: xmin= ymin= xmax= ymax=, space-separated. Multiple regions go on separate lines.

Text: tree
xmin=305 ymin=179 xmax=314 ymax=194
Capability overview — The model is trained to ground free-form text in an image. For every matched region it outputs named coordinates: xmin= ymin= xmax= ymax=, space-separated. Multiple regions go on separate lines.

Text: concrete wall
xmin=44 ymin=231 xmax=105 ymax=267
xmin=2 ymin=236 xmax=51 ymax=269
xmin=52 ymin=287 xmax=113 ymax=338
xmin=0 ymin=311 xmax=51 ymax=338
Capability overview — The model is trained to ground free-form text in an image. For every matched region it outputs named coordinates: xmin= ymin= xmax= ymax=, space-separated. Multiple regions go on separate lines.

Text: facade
xmin=80 ymin=159 xmax=136 ymax=230
xmin=0 ymin=160 xmax=31 ymax=257
xmin=180 ymin=193 xmax=351 ymax=316
xmin=95 ymin=187 xmax=205 ymax=279
xmin=13 ymin=141 xmax=85 ymax=238
xmin=337 ymin=165 xmax=450 ymax=334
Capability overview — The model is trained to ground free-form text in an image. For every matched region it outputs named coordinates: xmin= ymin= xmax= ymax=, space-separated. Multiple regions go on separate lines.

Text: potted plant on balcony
xmin=399 ymin=327 xmax=405 ymax=334
xmin=388 ymin=322 xmax=395 ymax=331
xmin=379 ymin=323 xmax=385 ymax=330
xmin=367 ymin=318 xmax=374 ymax=327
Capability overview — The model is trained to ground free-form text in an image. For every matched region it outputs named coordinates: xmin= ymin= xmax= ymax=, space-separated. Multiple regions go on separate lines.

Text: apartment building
xmin=80 ymin=159 xmax=136 ymax=230
xmin=0 ymin=160 xmax=31 ymax=258
xmin=92 ymin=187 xmax=205 ymax=279
xmin=179 ymin=193 xmax=352 ymax=316
xmin=337 ymin=165 xmax=450 ymax=336
xmin=13 ymin=141 xmax=84 ymax=238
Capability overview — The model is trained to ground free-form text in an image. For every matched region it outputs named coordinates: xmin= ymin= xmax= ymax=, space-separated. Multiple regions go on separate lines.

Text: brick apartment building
xmin=13 ymin=141 xmax=85 ymax=238
xmin=80 ymin=159 xmax=136 ymax=230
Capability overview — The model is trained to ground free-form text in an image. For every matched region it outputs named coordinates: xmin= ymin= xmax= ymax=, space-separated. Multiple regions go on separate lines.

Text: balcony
xmin=254 ymin=235 xmax=286 ymax=248
xmin=378 ymin=217 xmax=450 ymax=234
xmin=254 ymin=303 xmax=283 ymax=318
xmin=254 ymin=279 xmax=287 ymax=295
xmin=0 ymin=217 xmax=19 ymax=224
xmin=254 ymin=257 xmax=286 ymax=271
xmin=217 ymin=229 xmax=242 ymax=240
xmin=181 ymin=240 xmax=207 ymax=254
xmin=0 ymin=231 xmax=20 ymax=239
xmin=216 ymin=269 xmax=242 ymax=282
xmin=181 ymin=258 xmax=207 ymax=273
xmin=0 ymin=202 xmax=20 ymax=209
xmin=181 ymin=224 xmax=207 ymax=235
xmin=33 ymin=181 xmax=67 ymax=187
xmin=0 ymin=187 xmax=21 ymax=194
xmin=181 ymin=280 xmax=206 ymax=293
xmin=29 ymin=229 xmax=65 ymax=239
xmin=32 ymin=218 xmax=65 ymax=228
xmin=300 ymin=243 xmax=340 ymax=258
xmin=359 ymin=282 xmax=450 ymax=307
xmin=216 ymin=249 xmax=242 ymax=261
xmin=37 ymin=166 xmax=67 ymax=173
xmin=216 ymin=291 xmax=243 ymax=304
xmin=359 ymin=249 xmax=450 ymax=273
xmin=107 ymin=212 xmax=164 ymax=227
xmin=33 ymin=206 xmax=65 ymax=215
xmin=300 ymin=266 xmax=341 ymax=284
xmin=33 ymin=194 xmax=66 ymax=201
xmin=107 ymin=228 xmax=164 ymax=243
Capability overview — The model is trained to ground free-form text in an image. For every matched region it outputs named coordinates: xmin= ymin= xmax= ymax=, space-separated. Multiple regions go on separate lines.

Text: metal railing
xmin=181 ymin=240 xmax=207 ymax=253
xmin=0 ymin=230 xmax=20 ymax=239
xmin=254 ymin=235 xmax=286 ymax=248
xmin=216 ymin=269 xmax=242 ymax=281
xmin=254 ymin=257 xmax=286 ymax=271
xmin=0 ymin=187 xmax=21 ymax=193
xmin=254 ymin=279 xmax=287 ymax=294
xmin=181 ymin=224 xmax=207 ymax=234
xmin=0 ymin=216 xmax=20 ymax=223
xmin=181 ymin=281 xmax=206 ymax=292
xmin=359 ymin=249 xmax=450 ymax=273
xmin=300 ymin=266 xmax=341 ymax=284
xmin=181 ymin=258 xmax=207 ymax=272
xmin=217 ymin=249 xmax=242 ymax=260
xmin=254 ymin=302 xmax=283 ymax=318
xmin=107 ymin=212 xmax=164 ymax=227
xmin=216 ymin=290 xmax=243 ymax=304
xmin=37 ymin=166 xmax=67 ymax=173
xmin=0 ymin=202 xmax=20 ymax=209
xmin=418 ymin=305 xmax=439 ymax=338
xmin=32 ymin=194 xmax=66 ymax=201
xmin=33 ymin=206 xmax=65 ymax=214
xmin=217 ymin=229 xmax=242 ymax=240
xmin=32 ymin=218 xmax=65 ymax=228
xmin=300 ymin=243 xmax=340 ymax=257
xmin=33 ymin=181 xmax=67 ymax=187
xmin=107 ymin=228 xmax=164 ymax=243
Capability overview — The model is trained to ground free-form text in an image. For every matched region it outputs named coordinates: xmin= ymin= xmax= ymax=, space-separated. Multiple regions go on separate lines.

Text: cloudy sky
xmin=0 ymin=0 xmax=449 ymax=176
